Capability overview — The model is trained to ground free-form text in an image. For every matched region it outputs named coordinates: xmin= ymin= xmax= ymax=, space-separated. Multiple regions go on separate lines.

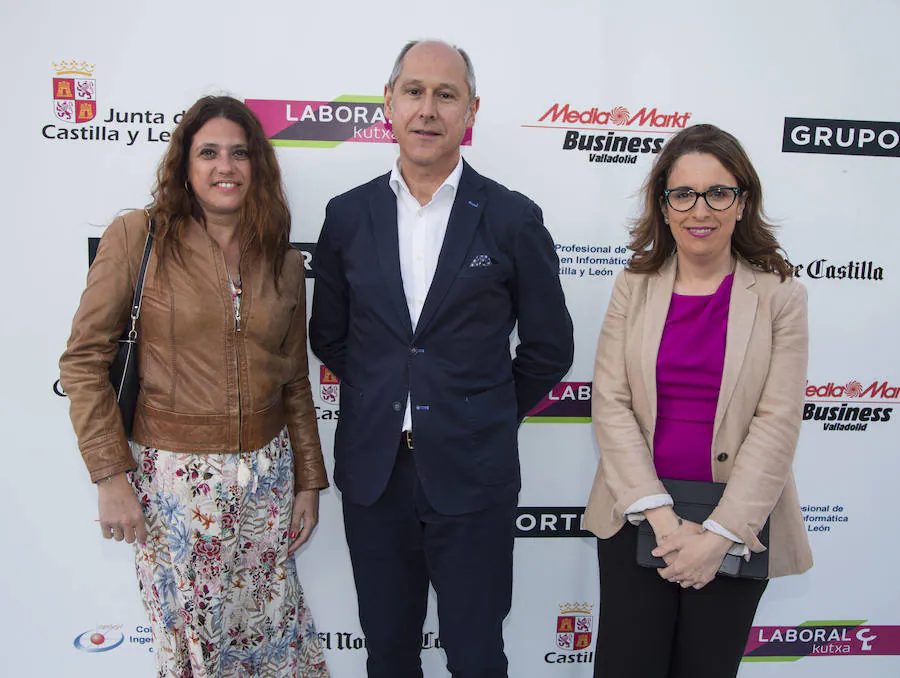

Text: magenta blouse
xmin=652 ymin=273 xmax=734 ymax=481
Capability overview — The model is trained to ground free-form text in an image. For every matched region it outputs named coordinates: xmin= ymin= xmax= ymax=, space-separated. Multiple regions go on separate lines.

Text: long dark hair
xmin=628 ymin=123 xmax=792 ymax=280
xmin=148 ymin=95 xmax=291 ymax=283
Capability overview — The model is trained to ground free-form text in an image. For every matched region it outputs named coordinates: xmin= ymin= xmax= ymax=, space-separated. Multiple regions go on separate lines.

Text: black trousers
xmin=342 ymin=442 xmax=517 ymax=678
xmin=593 ymin=524 xmax=767 ymax=678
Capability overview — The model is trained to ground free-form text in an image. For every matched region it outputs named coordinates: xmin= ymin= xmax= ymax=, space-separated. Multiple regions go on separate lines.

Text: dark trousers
xmin=593 ymin=524 xmax=767 ymax=678
xmin=342 ymin=442 xmax=517 ymax=678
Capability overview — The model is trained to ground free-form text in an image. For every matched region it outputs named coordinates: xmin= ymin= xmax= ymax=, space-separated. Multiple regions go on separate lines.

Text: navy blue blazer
xmin=309 ymin=161 xmax=574 ymax=515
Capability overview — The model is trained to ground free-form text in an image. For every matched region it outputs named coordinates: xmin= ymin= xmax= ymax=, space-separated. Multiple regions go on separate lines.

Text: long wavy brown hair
xmin=628 ymin=123 xmax=792 ymax=280
xmin=148 ymin=95 xmax=291 ymax=285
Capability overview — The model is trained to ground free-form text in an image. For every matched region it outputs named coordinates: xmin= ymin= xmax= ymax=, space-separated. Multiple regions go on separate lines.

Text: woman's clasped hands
xmin=653 ymin=519 xmax=733 ymax=590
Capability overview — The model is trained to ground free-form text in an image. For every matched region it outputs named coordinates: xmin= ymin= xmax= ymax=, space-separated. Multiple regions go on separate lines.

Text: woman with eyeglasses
xmin=583 ymin=124 xmax=812 ymax=678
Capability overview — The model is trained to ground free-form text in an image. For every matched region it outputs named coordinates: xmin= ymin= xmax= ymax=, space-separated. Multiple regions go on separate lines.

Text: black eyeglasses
xmin=663 ymin=186 xmax=741 ymax=212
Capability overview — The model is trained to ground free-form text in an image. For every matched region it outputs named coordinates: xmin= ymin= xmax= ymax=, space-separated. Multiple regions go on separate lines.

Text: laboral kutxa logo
xmin=53 ymin=60 xmax=96 ymax=123
xmin=73 ymin=625 xmax=124 ymax=652
xmin=245 ymin=96 xmax=473 ymax=149
xmin=743 ymin=620 xmax=900 ymax=661
xmin=545 ymin=603 xmax=595 ymax=664
xmin=804 ymin=378 xmax=896 ymax=432
xmin=525 ymin=382 xmax=591 ymax=423
xmin=522 ymin=103 xmax=691 ymax=166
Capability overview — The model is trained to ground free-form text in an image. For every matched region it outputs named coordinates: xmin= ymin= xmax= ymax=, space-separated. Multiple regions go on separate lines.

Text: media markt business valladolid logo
xmin=546 ymin=602 xmax=595 ymax=664
xmin=246 ymin=96 xmax=473 ymax=148
xmin=804 ymin=378 xmax=896 ymax=432
xmin=53 ymin=60 xmax=96 ymax=123
xmin=522 ymin=103 xmax=691 ymax=166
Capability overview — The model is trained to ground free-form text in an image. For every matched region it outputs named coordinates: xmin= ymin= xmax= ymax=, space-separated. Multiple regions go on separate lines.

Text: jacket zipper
xmin=232 ymin=274 xmax=243 ymax=452
xmin=226 ymin=262 xmax=244 ymax=453
xmin=234 ymin=285 xmax=242 ymax=332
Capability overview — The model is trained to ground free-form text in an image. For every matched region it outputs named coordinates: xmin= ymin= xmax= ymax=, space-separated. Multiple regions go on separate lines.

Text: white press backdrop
xmin=2 ymin=1 xmax=899 ymax=675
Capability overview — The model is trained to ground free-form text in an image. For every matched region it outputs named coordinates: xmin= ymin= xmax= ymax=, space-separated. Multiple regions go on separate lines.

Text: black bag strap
xmin=126 ymin=217 xmax=155 ymax=341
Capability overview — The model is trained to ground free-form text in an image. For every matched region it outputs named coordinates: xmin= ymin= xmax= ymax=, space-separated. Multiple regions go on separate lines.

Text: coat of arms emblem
xmin=320 ymin=365 xmax=340 ymax=404
xmin=53 ymin=60 xmax=96 ymax=123
xmin=556 ymin=602 xmax=593 ymax=651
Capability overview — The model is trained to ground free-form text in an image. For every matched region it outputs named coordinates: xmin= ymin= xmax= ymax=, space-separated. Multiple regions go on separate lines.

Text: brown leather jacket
xmin=60 ymin=210 xmax=328 ymax=492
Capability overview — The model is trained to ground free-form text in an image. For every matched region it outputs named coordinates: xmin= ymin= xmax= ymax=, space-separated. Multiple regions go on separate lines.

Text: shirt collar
xmin=389 ymin=156 xmax=464 ymax=203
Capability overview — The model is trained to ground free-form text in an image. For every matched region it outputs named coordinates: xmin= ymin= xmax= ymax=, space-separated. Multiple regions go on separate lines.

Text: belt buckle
xmin=404 ymin=430 xmax=415 ymax=450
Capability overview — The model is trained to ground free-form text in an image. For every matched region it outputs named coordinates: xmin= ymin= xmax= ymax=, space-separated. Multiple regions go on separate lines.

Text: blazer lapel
xmin=413 ymin=162 xmax=486 ymax=339
xmin=369 ymin=177 xmax=413 ymax=337
xmin=713 ymin=260 xmax=758 ymax=440
xmin=641 ymin=257 xmax=677 ymax=430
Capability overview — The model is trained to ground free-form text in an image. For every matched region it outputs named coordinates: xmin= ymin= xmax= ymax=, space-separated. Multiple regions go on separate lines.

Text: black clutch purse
xmin=636 ymin=478 xmax=770 ymax=580
xmin=108 ymin=220 xmax=154 ymax=437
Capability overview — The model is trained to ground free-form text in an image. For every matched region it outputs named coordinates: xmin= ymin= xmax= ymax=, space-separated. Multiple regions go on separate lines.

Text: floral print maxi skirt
xmin=129 ymin=429 xmax=329 ymax=678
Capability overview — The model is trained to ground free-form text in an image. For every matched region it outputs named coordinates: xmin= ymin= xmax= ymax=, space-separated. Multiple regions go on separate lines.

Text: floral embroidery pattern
xmin=129 ymin=429 xmax=329 ymax=677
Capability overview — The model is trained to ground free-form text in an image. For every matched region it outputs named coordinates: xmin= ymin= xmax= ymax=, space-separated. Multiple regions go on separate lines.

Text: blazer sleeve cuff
xmin=624 ymin=493 xmax=673 ymax=524
xmin=612 ymin=481 xmax=669 ymax=518
xmin=707 ymin=504 xmax=766 ymax=553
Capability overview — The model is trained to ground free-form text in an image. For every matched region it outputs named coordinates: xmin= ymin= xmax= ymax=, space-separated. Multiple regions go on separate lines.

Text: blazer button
xmin=409 ymin=346 xmax=418 ymax=357
xmin=716 ymin=453 xmax=729 ymax=462
xmin=392 ymin=401 xmax=402 ymax=411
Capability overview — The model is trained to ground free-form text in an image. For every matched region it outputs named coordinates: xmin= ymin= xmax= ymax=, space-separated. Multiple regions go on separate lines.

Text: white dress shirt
xmin=388 ymin=156 xmax=464 ymax=433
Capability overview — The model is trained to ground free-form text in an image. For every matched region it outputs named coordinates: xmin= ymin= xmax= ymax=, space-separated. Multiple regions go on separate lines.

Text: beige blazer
xmin=583 ymin=257 xmax=813 ymax=577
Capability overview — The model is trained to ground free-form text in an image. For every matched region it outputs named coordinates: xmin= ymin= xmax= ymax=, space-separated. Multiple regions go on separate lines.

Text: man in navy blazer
xmin=309 ymin=40 xmax=573 ymax=678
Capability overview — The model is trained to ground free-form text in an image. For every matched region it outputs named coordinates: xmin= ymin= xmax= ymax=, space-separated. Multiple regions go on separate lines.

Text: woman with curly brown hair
xmin=60 ymin=96 xmax=330 ymax=677
xmin=583 ymin=124 xmax=812 ymax=678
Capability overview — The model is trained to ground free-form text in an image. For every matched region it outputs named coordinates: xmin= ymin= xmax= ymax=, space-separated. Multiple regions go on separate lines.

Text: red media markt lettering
xmin=806 ymin=380 xmax=899 ymax=400
xmin=538 ymin=104 xmax=691 ymax=129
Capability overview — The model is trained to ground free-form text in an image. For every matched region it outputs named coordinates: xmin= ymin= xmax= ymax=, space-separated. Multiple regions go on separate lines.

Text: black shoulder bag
xmin=109 ymin=220 xmax=155 ymax=437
